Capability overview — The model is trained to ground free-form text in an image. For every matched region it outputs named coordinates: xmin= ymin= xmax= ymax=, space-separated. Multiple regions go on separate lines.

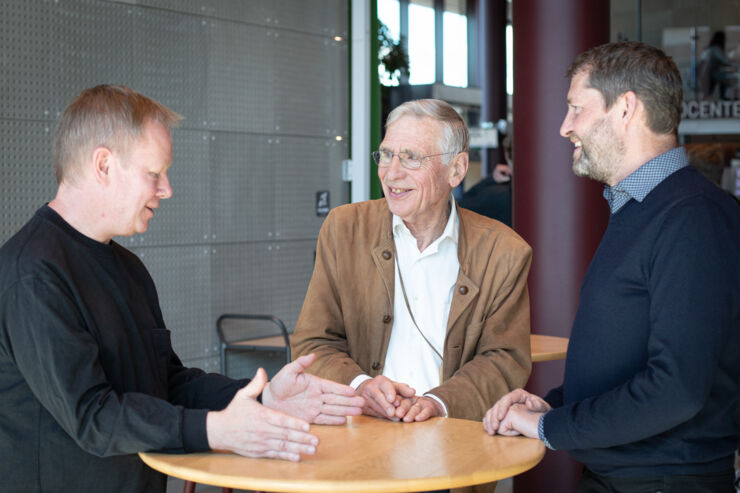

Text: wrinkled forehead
xmin=567 ymin=70 xmax=606 ymax=105
xmin=381 ymin=116 xmax=444 ymax=152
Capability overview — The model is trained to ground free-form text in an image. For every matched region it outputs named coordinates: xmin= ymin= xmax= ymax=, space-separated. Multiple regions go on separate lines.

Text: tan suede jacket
xmin=291 ymin=199 xmax=533 ymax=420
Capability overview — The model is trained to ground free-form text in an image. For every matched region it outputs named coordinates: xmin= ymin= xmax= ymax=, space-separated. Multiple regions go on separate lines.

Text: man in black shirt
xmin=0 ymin=85 xmax=364 ymax=492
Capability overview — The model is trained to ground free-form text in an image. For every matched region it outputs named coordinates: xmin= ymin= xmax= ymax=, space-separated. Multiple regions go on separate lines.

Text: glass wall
xmin=612 ymin=0 xmax=740 ymax=198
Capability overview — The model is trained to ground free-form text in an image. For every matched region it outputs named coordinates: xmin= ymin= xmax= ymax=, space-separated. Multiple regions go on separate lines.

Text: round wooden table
xmin=139 ymin=415 xmax=545 ymax=492
xmin=530 ymin=334 xmax=569 ymax=362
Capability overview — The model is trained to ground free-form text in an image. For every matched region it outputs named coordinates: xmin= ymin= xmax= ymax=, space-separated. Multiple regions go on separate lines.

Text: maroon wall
xmin=512 ymin=1 xmax=610 ymax=491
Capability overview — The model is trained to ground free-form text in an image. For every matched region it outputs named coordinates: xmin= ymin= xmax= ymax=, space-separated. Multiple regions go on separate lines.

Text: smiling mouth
xmin=572 ymin=141 xmax=582 ymax=157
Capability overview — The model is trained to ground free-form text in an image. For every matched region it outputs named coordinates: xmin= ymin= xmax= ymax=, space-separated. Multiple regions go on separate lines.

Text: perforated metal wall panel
xmin=275 ymin=136 xmax=349 ymax=239
xmin=1 ymin=0 xmax=350 ymax=374
xmin=274 ymin=0 xmax=349 ymax=38
xmin=132 ymin=245 xmax=216 ymax=361
xmin=131 ymin=8 xmax=208 ymax=130
xmin=206 ymin=19 xmax=275 ymax=133
xmin=0 ymin=120 xmax=58 ymax=238
xmin=209 ymin=132 xmax=275 ymax=243
xmin=274 ymin=31 xmax=349 ymax=137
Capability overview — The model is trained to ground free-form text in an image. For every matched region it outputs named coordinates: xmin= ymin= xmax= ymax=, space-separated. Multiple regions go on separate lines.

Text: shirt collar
xmin=392 ymin=196 xmax=459 ymax=250
xmin=603 ymin=146 xmax=688 ymax=214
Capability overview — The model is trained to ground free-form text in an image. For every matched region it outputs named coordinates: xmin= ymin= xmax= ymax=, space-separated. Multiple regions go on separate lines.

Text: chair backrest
xmin=216 ymin=314 xmax=290 ymax=346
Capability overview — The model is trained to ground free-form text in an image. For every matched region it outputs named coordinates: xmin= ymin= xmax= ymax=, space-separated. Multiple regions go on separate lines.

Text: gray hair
xmin=385 ymin=99 xmax=469 ymax=163
xmin=54 ymin=85 xmax=183 ymax=184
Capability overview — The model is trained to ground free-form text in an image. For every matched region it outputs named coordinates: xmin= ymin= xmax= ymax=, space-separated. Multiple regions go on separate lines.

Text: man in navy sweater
xmin=483 ymin=42 xmax=739 ymax=492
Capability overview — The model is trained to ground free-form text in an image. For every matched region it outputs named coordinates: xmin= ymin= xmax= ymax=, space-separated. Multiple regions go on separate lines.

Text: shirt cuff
xmin=350 ymin=374 xmax=372 ymax=390
xmin=538 ymin=412 xmax=555 ymax=450
xmin=182 ymin=408 xmax=210 ymax=452
xmin=423 ymin=393 xmax=448 ymax=417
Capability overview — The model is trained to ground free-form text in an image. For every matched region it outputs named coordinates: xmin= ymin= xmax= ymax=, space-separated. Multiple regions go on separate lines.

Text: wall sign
xmin=316 ymin=191 xmax=330 ymax=216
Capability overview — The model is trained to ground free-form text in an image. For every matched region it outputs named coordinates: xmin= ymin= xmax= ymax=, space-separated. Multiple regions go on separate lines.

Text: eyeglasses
xmin=371 ymin=150 xmax=457 ymax=170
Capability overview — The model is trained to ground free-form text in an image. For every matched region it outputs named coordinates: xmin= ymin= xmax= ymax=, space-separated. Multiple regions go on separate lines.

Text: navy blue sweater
xmin=542 ymin=166 xmax=740 ymax=477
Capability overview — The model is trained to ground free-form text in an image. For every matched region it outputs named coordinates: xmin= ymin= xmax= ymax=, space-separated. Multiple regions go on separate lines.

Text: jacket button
xmin=371 ymin=362 xmax=382 ymax=370
xmin=382 ymin=315 xmax=392 ymax=323
xmin=382 ymin=250 xmax=392 ymax=260
xmin=459 ymin=285 xmax=468 ymax=295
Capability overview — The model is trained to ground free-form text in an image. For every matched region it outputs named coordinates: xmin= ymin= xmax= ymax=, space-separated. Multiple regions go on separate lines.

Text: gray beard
xmin=571 ymin=120 xmax=624 ymax=184
xmin=572 ymin=149 xmax=617 ymax=183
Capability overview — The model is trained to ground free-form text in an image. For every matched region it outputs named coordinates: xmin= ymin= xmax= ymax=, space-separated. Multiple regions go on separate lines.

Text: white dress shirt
xmin=351 ymin=198 xmax=459 ymax=415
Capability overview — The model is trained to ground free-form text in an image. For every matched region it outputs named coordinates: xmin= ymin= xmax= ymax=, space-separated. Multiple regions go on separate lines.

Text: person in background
xmin=459 ymin=134 xmax=513 ymax=226
xmin=292 ymin=99 xmax=532 ymax=427
xmin=699 ymin=31 xmax=739 ymax=100
xmin=484 ymin=42 xmax=739 ymax=493
xmin=0 ymin=85 xmax=364 ymax=493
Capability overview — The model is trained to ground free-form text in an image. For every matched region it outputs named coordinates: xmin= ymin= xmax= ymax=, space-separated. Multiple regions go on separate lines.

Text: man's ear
xmin=619 ymin=91 xmax=639 ymax=126
xmin=91 ymin=146 xmax=113 ymax=185
xmin=448 ymin=151 xmax=469 ymax=188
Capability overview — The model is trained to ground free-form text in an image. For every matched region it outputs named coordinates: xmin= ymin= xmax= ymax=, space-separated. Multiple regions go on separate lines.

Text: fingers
xmin=483 ymin=407 xmax=496 ymax=435
xmin=394 ymin=382 xmax=416 ymax=398
xmin=402 ymin=397 xmax=438 ymax=423
xmin=483 ymin=388 xmax=530 ymax=434
xmin=524 ymin=395 xmax=552 ymax=413
xmin=318 ymin=403 xmax=364 ymax=419
xmin=233 ymin=432 xmax=318 ymax=461
xmin=242 ymin=368 xmax=268 ymax=399
xmin=494 ymin=388 xmax=531 ymax=420
xmin=318 ymin=377 xmax=360 ymax=397
xmin=270 ymin=353 xmax=315 ymax=387
xmin=358 ymin=378 xmax=396 ymax=418
xmin=393 ymin=397 xmax=414 ymax=419
xmin=311 ymin=414 xmax=348 ymax=425
xmin=291 ymin=353 xmax=317 ymax=371
xmin=377 ymin=378 xmax=399 ymax=405
xmin=321 ymin=393 xmax=365 ymax=408
xmin=365 ymin=390 xmax=397 ymax=419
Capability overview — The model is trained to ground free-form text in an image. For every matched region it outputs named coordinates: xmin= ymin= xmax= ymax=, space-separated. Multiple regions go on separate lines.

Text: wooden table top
xmin=139 ymin=415 xmax=545 ymax=492
xmin=530 ymin=334 xmax=569 ymax=362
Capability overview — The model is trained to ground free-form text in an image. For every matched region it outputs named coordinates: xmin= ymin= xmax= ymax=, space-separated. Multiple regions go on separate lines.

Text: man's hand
xmin=491 ymin=403 xmax=543 ymax=438
xmin=206 ymin=368 xmax=318 ymax=461
xmin=262 ymin=353 xmax=365 ymax=425
xmin=492 ymin=163 xmax=512 ymax=183
xmin=356 ymin=375 xmax=415 ymax=420
xmin=483 ymin=388 xmax=551 ymax=435
xmin=393 ymin=395 xmax=443 ymax=422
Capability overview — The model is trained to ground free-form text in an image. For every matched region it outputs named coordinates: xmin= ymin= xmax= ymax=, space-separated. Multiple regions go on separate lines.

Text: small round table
xmin=139 ymin=415 xmax=545 ymax=492
xmin=530 ymin=334 xmax=569 ymax=362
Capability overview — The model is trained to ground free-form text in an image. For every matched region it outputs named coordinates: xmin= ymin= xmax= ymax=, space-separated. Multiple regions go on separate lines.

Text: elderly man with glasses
xmin=291 ymin=99 xmax=533 ymax=424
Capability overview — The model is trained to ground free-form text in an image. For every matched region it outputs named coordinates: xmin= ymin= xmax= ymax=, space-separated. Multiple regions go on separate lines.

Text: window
xmin=408 ymin=1 xmax=436 ymax=85
xmin=443 ymin=0 xmax=467 ymax=87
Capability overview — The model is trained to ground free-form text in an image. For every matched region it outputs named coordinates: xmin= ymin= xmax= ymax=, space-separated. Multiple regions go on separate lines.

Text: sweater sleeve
xmin=1 ymin=275 xmax=214 ymax=456
xmin=543 ymin=198 xmax=737 ymax=451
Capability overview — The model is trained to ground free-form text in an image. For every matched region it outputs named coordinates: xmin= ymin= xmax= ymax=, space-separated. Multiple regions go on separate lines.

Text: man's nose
xmin=386 ymin=153 xmax=406 ymax=178
xmin=559 ymin=112 xmax=573 ymax=138
xmin=157 ymin=172 xmax=173 ymax=199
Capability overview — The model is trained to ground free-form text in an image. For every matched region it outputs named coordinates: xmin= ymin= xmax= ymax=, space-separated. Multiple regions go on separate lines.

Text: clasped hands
xmin=356 ymin=375 xmax=444 ymax=423
xmin=206 ymin=353 xmax=364 ymax=462
xmin=482 ymin=388 xmax=551 ymax=439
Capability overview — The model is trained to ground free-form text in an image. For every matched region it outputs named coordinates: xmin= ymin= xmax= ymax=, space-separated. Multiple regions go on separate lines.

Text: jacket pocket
xmin=150 ymin=328 xmax=172 ymax=391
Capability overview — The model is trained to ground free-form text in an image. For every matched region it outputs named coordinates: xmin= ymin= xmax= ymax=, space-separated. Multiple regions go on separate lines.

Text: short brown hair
xmin=385 ymin=99 xmax=469 ymax=160
xmin=53 ymin=85 xmax=182 ymax=184
xmin=567 ymin=42 xmax=683 ymax=135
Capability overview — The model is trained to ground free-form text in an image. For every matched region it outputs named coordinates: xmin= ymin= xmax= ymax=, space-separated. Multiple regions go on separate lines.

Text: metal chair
xmin=216 ymin=313 xmax=291 ymax=375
